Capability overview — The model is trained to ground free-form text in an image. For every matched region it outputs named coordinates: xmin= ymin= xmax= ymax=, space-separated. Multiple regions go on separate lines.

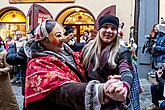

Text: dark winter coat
xmin=6 ymin=43 xmax=27 ymax=95
xmin=84 ymin=46 xmax=134 ymax=110
xmin=153 ymin=32 xmax=165 ymax=63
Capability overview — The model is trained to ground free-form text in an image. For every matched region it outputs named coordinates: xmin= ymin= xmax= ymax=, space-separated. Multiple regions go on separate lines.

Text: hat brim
xmin=98 ymin=23 xmax=118 ymax=30
xmin=67 ymin=28 xmax=75 ymax=33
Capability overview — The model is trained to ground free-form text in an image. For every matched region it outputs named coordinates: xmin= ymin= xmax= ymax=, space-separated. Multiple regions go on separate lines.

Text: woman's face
xmin=84 ymin=31 xmax=89 ymax=36
xmin=99 ymin=24 xmax=118 ymax=44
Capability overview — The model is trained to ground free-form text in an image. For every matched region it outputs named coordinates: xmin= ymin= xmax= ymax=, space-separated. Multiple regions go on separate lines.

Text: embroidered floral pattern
xmin=25 ymin=54 xmax=84 ymax=106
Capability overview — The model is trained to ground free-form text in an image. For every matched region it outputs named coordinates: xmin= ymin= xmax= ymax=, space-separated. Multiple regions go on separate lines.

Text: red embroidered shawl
xmin=25 ymin=52 xmax=84 ymax=107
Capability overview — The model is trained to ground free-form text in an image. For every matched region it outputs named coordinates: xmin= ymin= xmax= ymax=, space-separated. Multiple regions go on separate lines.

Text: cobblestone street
xmin=12 ymin=86 xmax=24 ymax=110
xmin=140 ymin=78 xmax=153 ymax=110
xmin=12 ymin=78 xmax=154 ymax=110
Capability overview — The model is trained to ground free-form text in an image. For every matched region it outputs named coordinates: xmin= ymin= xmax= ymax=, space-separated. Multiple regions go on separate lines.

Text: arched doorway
xmin=56 ymin=6 xmax=95 ymax=42
xmin=0 ymin=7 xmax=26 ymax=39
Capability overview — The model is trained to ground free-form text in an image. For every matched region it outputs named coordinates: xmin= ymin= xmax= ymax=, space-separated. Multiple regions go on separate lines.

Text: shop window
xmin=64 ymin=12 xmax=94 ymax=24
xmin=0 ymin=23 xmax=26 ymax=40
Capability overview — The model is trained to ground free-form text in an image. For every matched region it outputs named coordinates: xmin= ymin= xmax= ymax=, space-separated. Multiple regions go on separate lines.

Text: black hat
xmin=98 ymin=15 xmax=119 ymax=30
xmin=64 ymin=26 xmax=75 ymax=36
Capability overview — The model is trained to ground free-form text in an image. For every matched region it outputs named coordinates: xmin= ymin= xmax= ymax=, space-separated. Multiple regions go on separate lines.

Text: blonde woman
xmin=82 ymin=15 xmax=134 ymax=110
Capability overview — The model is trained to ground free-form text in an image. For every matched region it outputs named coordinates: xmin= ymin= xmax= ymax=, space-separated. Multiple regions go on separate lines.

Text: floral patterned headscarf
xmin=24 ymin=19 xmax=50 ymax=58
xmin=24 ymin=19 xmax=67 ymax=58
xmin=33 ymin=19 xmax=49 ymax=41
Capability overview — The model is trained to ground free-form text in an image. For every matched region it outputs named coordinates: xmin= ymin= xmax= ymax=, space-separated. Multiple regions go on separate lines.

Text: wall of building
xmin=1 ymin=0 xmax=134 ymax=42
xmin=159 ymin=0 xmax=165 ymax=23
xmin=138 ymin=0 xmax=158 ymax=78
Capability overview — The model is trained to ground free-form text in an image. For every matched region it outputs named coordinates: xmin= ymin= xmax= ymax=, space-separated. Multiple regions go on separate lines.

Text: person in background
xmin=150 ymin=24 xmax=158 ymax=39
xmin=64 ymin=25 xmax=86 ymax=52
xmin=87 ymin=29 xmax=97 ymax=43
xmin=80 ymin=30 xmax=89 ymax=44
xmin=76 ymin=30 xmax=90 ymax=51
xmin=64 ymin=25 xmax=75 ymax=38
xmin=11 ymin=31 xmax=27 ymax=85
xmin=118 ymin=22 xmax=125 ymax=39
xmin=0 ymin=42 xmax=19 ymax=110
xmin=15 ymin=31 xmax=27 ymax=51
xmin=64 ymin=25 xmax=76 ymax=50
xmin=0 ymin=36 xmax=5 ymax=49
xmin=6 ymin=38 xmax=28 ymax=87
xmin=152 ymin=24 xmax=165 ymax=64
xmin=15 ymin=31 xmax=22 ymax=40
xmin=5 ymin=35 xmax=12 ymax=49
xmin=161 ymin=17 xmax=165 ymax=24
xmin=6 ymin=29 xmax=35 ymax=110
xmin=24 ymin=19 xmax=127 ymax=110
xmin=150 ymin=63 xmax=165 ymax=109
xmin=118 ymin=22 xmax=128 ymax=48
xmin=82 ymin=15 xmax=135 ymax=109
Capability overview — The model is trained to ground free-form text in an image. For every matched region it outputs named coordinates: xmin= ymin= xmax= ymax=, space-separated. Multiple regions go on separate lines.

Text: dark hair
xmin=6 ymin=35 xmax=12 ymax=41
xmin=84 ymin=30 xmax=89 ymax=34
xmin=0 ymin=37 xmax=2 ymax=41
xmin=45 ymin=19 xmax=56 ymax=34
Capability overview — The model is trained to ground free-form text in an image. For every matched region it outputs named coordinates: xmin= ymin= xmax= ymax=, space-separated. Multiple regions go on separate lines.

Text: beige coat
xmin=0 ymin=50 xmax=19 ymax=110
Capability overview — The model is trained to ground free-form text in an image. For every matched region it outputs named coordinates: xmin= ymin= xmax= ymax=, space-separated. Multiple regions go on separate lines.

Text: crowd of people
xmin=141 ymin=21 xmax=165 ymax=110
xmin=1 ymin=14 xmax=164 ymax=110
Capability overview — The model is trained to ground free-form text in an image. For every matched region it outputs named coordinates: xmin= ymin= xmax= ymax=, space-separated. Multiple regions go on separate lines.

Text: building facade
xmin=3 ymin=0 xmax=161 ymax=78
xmin=0 ymin=0 xmax=134 ymax=41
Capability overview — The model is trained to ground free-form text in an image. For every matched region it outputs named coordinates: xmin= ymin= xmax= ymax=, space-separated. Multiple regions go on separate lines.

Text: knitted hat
xmin=98 ymin=15 xmax=119 ymax=30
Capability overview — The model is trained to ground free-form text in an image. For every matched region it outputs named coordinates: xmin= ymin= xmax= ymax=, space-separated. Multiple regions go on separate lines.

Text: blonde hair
xmin=82 ymin=30 xmax=120 ymax=70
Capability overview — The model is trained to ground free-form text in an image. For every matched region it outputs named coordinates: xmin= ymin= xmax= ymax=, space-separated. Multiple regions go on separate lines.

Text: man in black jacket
xmin=6 ymin=44 xmax=27 ymax=90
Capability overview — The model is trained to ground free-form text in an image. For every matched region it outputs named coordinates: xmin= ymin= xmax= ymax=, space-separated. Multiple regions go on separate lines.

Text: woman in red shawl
xmin=24 ymin=19 xmax=127 ymax=110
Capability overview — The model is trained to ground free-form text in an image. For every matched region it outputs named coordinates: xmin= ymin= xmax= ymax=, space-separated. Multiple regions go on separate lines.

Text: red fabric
xmin=123 ymin=84 xmax=128 ymax=92
xmin=150 ymin=32 xmax=157 ymax=39
xmin=123 ymin=84 xmax=129 ymax=97
xmin=5 ymin=42 xmax=9 ymax=49
xmin=25 ymin=52 xmax=85 ymax=107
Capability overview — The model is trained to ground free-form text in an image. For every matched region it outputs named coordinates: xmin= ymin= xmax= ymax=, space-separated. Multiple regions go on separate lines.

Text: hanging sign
xmin=38 ymin=13 xmax=51 ymax=24
xmin=9 ymin=0 xmax=74 ymax=3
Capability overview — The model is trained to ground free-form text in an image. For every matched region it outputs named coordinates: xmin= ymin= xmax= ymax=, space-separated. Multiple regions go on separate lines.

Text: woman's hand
xmin=107 ymin=75 xmax=121 ymax=80
xmin=104 ymin=79 xmax=127 ymax=102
